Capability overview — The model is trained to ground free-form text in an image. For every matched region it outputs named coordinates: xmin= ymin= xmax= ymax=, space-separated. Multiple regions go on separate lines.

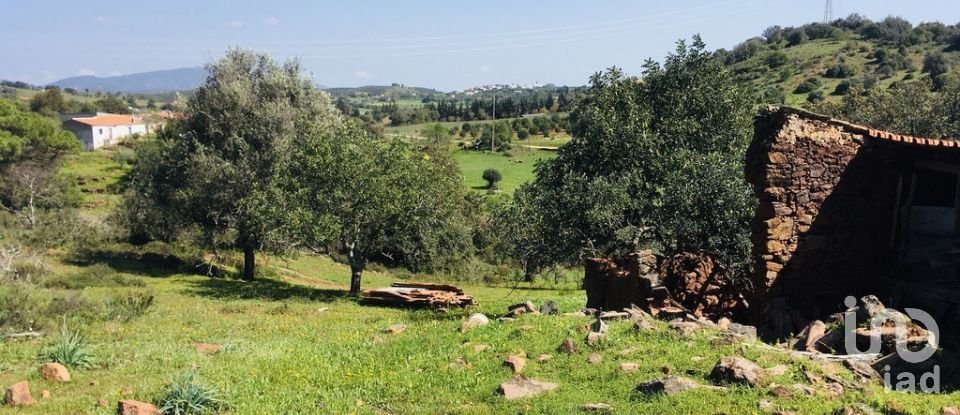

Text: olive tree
xmin=510 ymin=36 xmax=756 ymax=278
xmin=287 ymin=123 xmax=472 ymax=295
xmin=123 ymin=49 xmax=342 ymax=280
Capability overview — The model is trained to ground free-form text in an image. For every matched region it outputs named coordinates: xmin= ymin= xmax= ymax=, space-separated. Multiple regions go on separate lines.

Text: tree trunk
xmin=349 ymin=262 xmax=364 ymax=297
xmin=242 ymin=245 xmax=255 ymax=281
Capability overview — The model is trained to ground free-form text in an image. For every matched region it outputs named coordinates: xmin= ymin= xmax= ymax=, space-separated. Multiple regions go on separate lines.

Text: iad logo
xmin=841 ymin=296 xmax=940 ymax=393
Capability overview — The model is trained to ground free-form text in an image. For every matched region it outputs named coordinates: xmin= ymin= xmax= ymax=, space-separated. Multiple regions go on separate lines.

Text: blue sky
xmin=2 ymin=0 xmax=959 ymax=91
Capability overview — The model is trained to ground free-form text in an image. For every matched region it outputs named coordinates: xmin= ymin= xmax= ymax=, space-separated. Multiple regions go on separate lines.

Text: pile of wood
xmin=362 ymin=282 xmax=475 ymax=309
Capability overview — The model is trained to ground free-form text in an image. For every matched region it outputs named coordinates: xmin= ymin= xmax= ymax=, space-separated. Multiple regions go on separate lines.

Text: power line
xmin=824 ymin=0 xmax=834 ymax=23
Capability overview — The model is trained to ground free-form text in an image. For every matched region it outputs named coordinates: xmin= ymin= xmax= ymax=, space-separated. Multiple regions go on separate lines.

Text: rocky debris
xmin=536 ymin=354 xmax=552 ymax=362
xmin=39 ymin=362 xmax=71 ymax=382
xmin=598 ymin=311 xmax=630 ymax=320
xmin=587 ymin=353 xmax=603 ymax=364
xmin=792 ymin=320 xmax=827 ymax=352
xmin=710 ymin=357 xmax=765 ymax=387
xmin=472 ymin=344 xmax=490 ymax=353
xmin=503 ymin=355 xmax=526 ymax=373
xmin=497 ymin=376 xmax=559 ymax=400
xmin=717 ymin=317 xmax=731 ymax=330
xmin=382 ymin=324 xmax=407 ymax=335
xmin=768 ymin=384 xmax=793 ymax=398
xmin=635 ymin=376 xmax=703 ymax=396
xmin=506 ymin=301 xmax=540 ymax=318
xmin=821 ymin=382 xmax=844 ymax=398
xmin=843 ymin=360 xmax=881 ymax=384
xmin=539 ymin=300 xmax=559 ymax=315
xmin=634 ymin=318 xmax=655 ymax=331
xmin=579 ymin=403 xmax=613 ymax=412
xmin=118 ymin=399 xmax=159 ymax=415
xmin=586 ymin=331 xmax=606 ymax=346
xmin=559 ymin=338 xmax=577 ymax=354
xmin=4 ymin=381 xmax=34 ymax=406
xmin=460 ymin=313 xmax=490 ymax=332
xmin=766 ymin=364 xmax=789 ymax=376
xmin=660 ymin=252 xmax=749 ymax=319
xmin=668 ymin=321 xmax=705 ymax=337
xmin=835 ymin=403 xmax=882 ymax=415
xmin=40 ymin=390 xmax=50 ymax=398
xmin=792 ymin=384 xmax=816 ymax=396
xmin=363 ymin=282 xmax=475 ymax=308
xmin=942 ymin=407 xmax=960 ymax=415
xmin=448 ymin=357 xmax=469 ymax=369
xmin=619 ymin=363 xmax=639 ymax=373
xmin=725 ymin=323 xmax=758 ymax=342
xmin=193 ymin=342 xmax=222 ymax=354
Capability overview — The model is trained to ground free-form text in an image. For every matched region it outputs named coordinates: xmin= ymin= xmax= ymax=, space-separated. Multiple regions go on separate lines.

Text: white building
xmin=62 ymin=113 xmax=149 ymax=150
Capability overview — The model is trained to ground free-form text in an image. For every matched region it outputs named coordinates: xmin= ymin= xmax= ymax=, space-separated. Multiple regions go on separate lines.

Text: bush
xmin=833 ymin=79 xmax=854 ymax=95
xmin=156 ymin=372 xmax=225 ymax=415
xmin=105 ymin=291 xmax=154 ymax=322
xmin=807 ymin=90 xmax=826 ymax=103
xmin=794 ymin=78 xmax=821 ymax=94
xmin=825 ymin=63 xmax=856 ymax=78
xmin=0 ymin=285 xmax=43 ymax=331
xmin=764 ymin=51 xmax=789 ymax=68
xmin=482 ymin=169 xmax=502 ymax=189
xmin=45 ymin=323 xmax=94 ymax=369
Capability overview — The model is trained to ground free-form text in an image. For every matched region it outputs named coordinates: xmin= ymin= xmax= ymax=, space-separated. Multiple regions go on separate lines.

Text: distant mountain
xmin=52 ymin=67 xmax=208 ymax=93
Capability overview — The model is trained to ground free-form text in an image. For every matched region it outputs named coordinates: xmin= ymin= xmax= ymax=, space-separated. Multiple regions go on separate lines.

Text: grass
xmin=453 ymin=148 xmax=556 ymax=193
xmin=3 ymin=253 xmax=958 ymax=414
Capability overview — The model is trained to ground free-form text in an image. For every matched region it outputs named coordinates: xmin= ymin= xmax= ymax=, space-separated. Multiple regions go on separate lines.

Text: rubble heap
xmin=363 ymin=282 xmax=475 ymax=309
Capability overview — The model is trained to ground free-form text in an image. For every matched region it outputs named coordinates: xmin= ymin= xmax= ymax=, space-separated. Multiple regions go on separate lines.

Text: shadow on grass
xmin=66 ymin=248 xmax=194 ymax=278
xmin=186 ymin=276 xmax=349 ymax=302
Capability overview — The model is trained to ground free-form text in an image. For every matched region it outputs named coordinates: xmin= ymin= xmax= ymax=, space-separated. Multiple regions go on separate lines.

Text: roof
xmin=68 ymin=113 xmax=144 ymax=127
xmin=779 ymin=106 xmax=960 ymax=149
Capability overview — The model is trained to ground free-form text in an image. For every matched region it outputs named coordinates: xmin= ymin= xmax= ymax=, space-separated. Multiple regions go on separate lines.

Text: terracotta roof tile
xmin=69 ymin=114 xmax=143 ymax=127
xmin=779 ymin=106 xmax=959 ymax=149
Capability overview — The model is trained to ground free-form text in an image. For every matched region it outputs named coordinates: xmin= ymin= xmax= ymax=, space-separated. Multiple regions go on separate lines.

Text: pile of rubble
xmin=583 ymin=250 xmax=749 ymax=321
xmin=362 ymin=282 xmax=475 ymax=309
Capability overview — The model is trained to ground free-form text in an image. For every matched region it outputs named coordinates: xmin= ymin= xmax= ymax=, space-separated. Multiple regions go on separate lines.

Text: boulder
xmin=497 ymin=376 xmax=558 ymax=400
xmin=4 ymin=381 xmax=34 ymax=406
xmin=460 ymin=313 xmax=490 ymax=332
xmin=580 ymin=403 xmax=613 ymax=412
xmin=587 ymin=353 xmax=603 ymax=364
xmin=382 ymin=324 xmax=407 ymax=334
xmin=559 ymin=338 xmax=577 ymax=354
xmin=710 ymin=357 xmax=765 ymax=387
xmin=539 ymin=300 xmax=559 ymax=315
xmin=586 ymin=331 xmax=606 ymax=346
xmin=727 ymin=323 xmax=758 ymax=342
xmin=118 ymin=400 xmax=159 ymax=415
xmin=503 ymin=355 xmax=526 ymax=373
xmin=635 ymin=376 xmax=701 ymax=396
xmin=39 ymin=362 xmax=71 ymax=382
xmin=619 ymin=363 xmax=639 ymax=373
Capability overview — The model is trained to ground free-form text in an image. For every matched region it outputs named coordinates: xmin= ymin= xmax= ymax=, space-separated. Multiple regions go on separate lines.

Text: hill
xmin=52 ymin=67 xmax=208 ymax=93
xmin=323 ymin=84 xmax=443 ymax=99
xmin=718 ymin=16 xmax=960 ymax=107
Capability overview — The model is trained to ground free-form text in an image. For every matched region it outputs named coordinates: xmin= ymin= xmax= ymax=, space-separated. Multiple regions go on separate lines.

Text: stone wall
xmin=747 ymin=108 xmax=901 ymax=322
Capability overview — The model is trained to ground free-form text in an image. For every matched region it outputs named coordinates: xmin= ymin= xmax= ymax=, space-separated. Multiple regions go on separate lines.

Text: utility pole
xmin=491 ymin=93 xmax=497 ymax=152
xmin=823 ymin=0 xmax=833 ymax=23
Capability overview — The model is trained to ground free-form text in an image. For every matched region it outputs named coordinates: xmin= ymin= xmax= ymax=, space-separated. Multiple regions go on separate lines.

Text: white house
xmin=62 ymin=113 xmax=149 ymax=150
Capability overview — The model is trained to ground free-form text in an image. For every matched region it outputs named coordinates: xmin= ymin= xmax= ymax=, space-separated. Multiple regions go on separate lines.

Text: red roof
xmin=70 ymin=114 xmax=143 ymax=127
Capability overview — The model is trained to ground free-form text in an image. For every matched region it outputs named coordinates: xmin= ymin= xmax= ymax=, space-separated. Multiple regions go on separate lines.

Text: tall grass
xmin=45 ymin=321 xmax=94 ymax=369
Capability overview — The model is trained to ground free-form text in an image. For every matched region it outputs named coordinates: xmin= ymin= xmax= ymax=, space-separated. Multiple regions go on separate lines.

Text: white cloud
xmin=77 ymin=68 xmax=96 ymax=76
xmin=262 ymin=16 xmax=280 ymax=26
xmin=228 ymin=20 xmax=244 ymax=28
xmin=479 ymin=65 xmax=492 ymax=73
xmin=94 ymin=15 xmax=109 ymax=24
xmin=353 ymin=70 xmax=373 ymax=80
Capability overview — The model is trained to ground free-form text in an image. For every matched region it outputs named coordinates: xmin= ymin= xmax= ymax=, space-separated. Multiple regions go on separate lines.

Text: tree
xmin=95 ymin=95 xmax=130 ymax=114
xmin=122 ymin=49 xmax=343 ymax=280
xmin=482 ymin=169 xmax=502 ymax=189
xmin=29 ymin=87 xmax=64 ymax=114
xmin=923 ymin=52 xmax=952 ymax=89
xmin=511 ymin=36 xmax=755 ymax=278
xmin=421 ymin=123 xmax=450 ymax=145
xmin=286 ymin=123 xmax=472 ymax=295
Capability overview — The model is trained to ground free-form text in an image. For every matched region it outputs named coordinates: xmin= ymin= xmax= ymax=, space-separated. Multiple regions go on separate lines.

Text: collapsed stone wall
xmin=747 ymin=109 xmax=900 ymax=325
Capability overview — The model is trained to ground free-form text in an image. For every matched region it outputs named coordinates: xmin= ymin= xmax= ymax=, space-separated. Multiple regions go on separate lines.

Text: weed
xmin=105 ymin=291 xmax=154 ymax=322
xmin=156 ymin=372 xmax=225 ymax=415
xmin=45 ymin=321 xmax=94 ymax=369
xmin=44 ymin=263 xmax=144 ymax=289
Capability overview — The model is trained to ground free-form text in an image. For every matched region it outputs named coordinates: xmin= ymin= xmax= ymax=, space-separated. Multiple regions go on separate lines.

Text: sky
xmin=2 ymin=0 xmax=959 ymax=91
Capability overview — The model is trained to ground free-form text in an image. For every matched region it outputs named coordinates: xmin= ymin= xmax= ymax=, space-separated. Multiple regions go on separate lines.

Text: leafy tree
xmin=421 ymin=123 xmax=450 ymax=145
xmin=95 ymin=95 xmax=130 ymax=114
xmin=764 ymin=51 xmax=789 ymax=68
xmin=123 ymin=49 xmax=342 ymax=280
xmin=825 ymin=62 xmax=856 ymax=78
xmin=923 ymin=52 xmax=952 ymax=88
xmin=482 ymin=169 xmax=502 ymax=189
xmin=512 ymin=37 xmax=755 ymax=278
xmin=794 ymin=78 xmax=821 ymax=94
xmin=29 ymin=87 xmax=65 ymax=114
xmin=286 ymin=123 xmax=472 ymax=295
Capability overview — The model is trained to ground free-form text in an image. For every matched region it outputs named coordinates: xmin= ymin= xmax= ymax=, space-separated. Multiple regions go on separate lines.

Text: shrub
xmin=156 ymin=372 xmax=225 ymax=415
xmin=482 ymin=169 xmax=502 ymax=189
xmin=825 ymin=63 xmax=856 ymax=78
xmin=105 ymin=291 xmax=154 ymax=322
xmin=807 ymin=90 xmax=826 ymax=103
xmin=764 ymin=51 xmax=789 ymax=68
xmin=0 ymin=285 xmax=43 ymax=331
xmin=794 ymin=78 xmax=821 ymax=94
xmin=46 ymin=323 xmax=94 ymax=369
xmin=833 ymin=79 xmax=854 ymax=95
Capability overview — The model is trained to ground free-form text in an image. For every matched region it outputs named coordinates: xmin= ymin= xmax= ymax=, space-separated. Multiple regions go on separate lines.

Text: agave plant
xmin=45 ymin=321 xmax=94 ymax=369
xmin=156 ymin=372 xmax=225 ymax=415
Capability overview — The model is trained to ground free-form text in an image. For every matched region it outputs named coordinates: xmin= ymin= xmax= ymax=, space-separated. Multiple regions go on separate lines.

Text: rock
xmin=504 ymin=355 xmax=526 ymax=373
xmin=633 ymin=317 xmax=656 ymax=331
xmin=619 ymin=363 xmax=639 ymax=373
xmin=717 ymin=317 xmax=731 ymax=330
xmin=942 ymin=407 xmax=960 ymax=415
xmin=821 ymin=382 xmax=844 ymax=398
xmin=669 ymin=321 xmax=705 ymax=337
xmin=41 ymin=390 xmax=50 ymax=398
xmin=580 ymin=403 xmax=612 ymax=412
xmin=759 ymin=399 xmax=775 ymax=411
xmin=448 ymin=357 xmax=469 ymax=369
xmin=793 ymin=384 xmax=816 ymax=396
xmin=497 ymin=376 xmax=559 ymax=400
xmin=559 ymin=337 xmax=577 ymax=354
xmin=590 ymin=317 xmax=608 ymax=334
xmin=799 ymin=320 xmax=827 ymax=352
xmin=635 ymin=376 xmax=701 ymax=396
xmin=524 ymin=301 xmax=538 ymax=313
xmin=536 ymin=354 xmax=552 ymax=362
xmin=383 ymin=324 xmax=406 ymax=334
xmin=539 ymin=300 xmax=559 ymax=315
xmin=4 ymin=381 xmax=34 ymax=406
xmin=97 ymin=399 xmax=109 ymax=407
xmin=473 ymin=344 xmax=490 ymax=352
xmin=769 ymin=384 xmax=793 ymax=398
xmin=587 ymin=353 xmax=603 ymax=364
xmin=843 ymin=359 xmax=881 ymax=384
xmin=39 ymin=362 xmax=71 ymax=382
xmin=710 ymin=357 xmax=765 ymax=387
xmin=599 ymin=311 xmax=630 ymax=320
xmin=767 ymin=364 xmax=789 ymax=376
xmin=460 ymin=313 xmax=490 ymax=332
xmin=586 ymin=331 xmax=606 ymax=346
xmin=193 ymin=342 xmax=222 ymax=354
xmin=118 ymin=399 xmax=159 ymax=415
xmin=727 ymin=323 xmax=758 ymax=342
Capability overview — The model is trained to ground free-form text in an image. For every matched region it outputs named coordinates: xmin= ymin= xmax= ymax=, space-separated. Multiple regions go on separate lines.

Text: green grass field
xmin=453 ymin=149 xmax=555 ymax=193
